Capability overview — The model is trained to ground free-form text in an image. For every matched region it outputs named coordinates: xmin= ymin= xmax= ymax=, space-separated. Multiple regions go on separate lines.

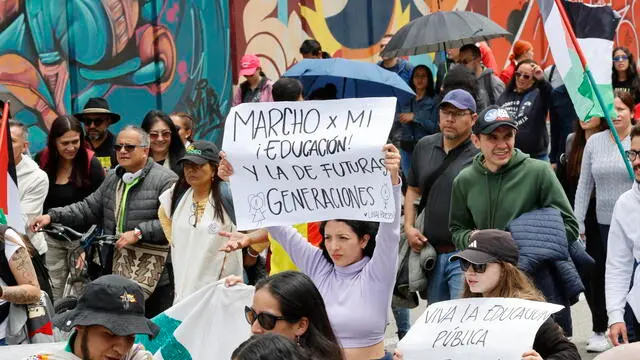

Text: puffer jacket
xmin=508 ymin=208 xmax=584 ymax=306
xmin=48 ymin=159 xmax=178 ymax=243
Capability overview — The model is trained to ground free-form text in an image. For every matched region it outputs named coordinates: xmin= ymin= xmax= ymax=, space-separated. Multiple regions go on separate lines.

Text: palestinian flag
xmin=0 ymin=101 xmax=23 ymax=230
xmin=537 ymin=0 xmax=620 ymax=120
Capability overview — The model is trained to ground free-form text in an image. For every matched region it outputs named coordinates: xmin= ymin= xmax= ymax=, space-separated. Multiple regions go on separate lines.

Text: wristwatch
xmin=134 ymin=228 xmax=143 ymax=241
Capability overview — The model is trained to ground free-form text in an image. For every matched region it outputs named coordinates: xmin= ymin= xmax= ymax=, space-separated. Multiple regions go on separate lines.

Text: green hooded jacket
xmin=449 ymin=149 xmax=579 ymax=250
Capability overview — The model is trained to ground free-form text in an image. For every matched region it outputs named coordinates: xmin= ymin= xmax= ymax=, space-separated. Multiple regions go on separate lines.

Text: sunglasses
xmin=613 ymin=56 xmax=629 ymax=62
xmin=85 ymin=118 xmax=106 ymax=127
xmin=114 ymin=144 xmax=147 ymax=153
xmin=149 ymin=131 xmax=172 ymax=140
xmin=515 ymin=72 xmax=532 ymax=80
xmin=626 ymin=150 xmax=640 ymax=162
xmin=459 ymin=259 xmax=492 ymax=273
xmin=244 ymin=306 xmax=288 ymax=330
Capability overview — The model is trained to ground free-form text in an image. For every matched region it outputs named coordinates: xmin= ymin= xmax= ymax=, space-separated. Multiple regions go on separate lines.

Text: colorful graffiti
xmin=230 ymin=0 xmax=640 ymax=86
xmin=0 ymin=0 xmax=231 ymax=153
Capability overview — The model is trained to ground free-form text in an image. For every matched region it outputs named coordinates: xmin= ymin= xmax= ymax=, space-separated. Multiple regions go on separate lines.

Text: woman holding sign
xmin=394 ymin=230 xmax=580 ymax=360
xmin=453 ymin=230 xmax=580 ymax=360
xmin=221 ymin=144 xmax=402 ymax=360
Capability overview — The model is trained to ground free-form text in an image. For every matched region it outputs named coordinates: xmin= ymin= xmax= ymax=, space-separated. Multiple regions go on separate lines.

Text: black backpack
xmin=0 ymin=225 xmax=53 ymax=300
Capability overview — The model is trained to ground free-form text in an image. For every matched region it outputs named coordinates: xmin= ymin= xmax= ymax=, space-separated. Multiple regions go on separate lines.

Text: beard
xmin=87 ymin=131 xmax=105 ymax=141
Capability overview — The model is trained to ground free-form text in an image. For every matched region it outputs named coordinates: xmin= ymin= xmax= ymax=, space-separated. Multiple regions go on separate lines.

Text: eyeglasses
xmin=244 ymin=306 xmax=288 ymax=330
xmin=459 ymin=259 xmax=492 ymax=273
xmin=149 ymin=130 xmax=172 ymax=140
xmin=439 ymin=109 xmax=471 ymax=120
xmin=626 ymin=150 xmax=640 ymax=162
xmin=613 ymin=56 xmax=629 ymax=62
xmin=515 ymin=72 xmax=532 ymax=80
xmin=189 ymin=201 xmax=206 ymax=228
xmin=114 ymin=144 xmax=147 ymax=153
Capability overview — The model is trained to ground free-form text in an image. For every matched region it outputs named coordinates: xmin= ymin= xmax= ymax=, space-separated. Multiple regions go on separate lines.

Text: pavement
xmin=384 ymin=294 xmax=603 ymax=359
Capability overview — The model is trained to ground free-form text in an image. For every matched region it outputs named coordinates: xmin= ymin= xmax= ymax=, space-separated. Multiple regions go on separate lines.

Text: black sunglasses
xmin=515 ymin=72 xmax=532 ymax=80
xmin=114 ymin=144 xmax=147 ymax=153
xmin=244 ymin=306 xmax=288 ymax=330
xmin=459 ymin=259 xmax=491 ymax=273
xmin=85 ymin=118 xmax=106 ymax=127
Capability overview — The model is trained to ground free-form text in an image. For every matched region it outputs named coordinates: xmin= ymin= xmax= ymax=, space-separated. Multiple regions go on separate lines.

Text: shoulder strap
xmin=417 ymin=144 xmax=467 ymax=213
xmin=484 ymin=75 xmax=496 ymax=104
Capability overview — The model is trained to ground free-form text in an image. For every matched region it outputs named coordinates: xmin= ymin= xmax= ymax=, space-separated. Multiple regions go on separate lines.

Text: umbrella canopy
xmin=283 ymin=58 xmax=415 ymax=104
xmin=381 ymin=11 xmax=511 ymax=57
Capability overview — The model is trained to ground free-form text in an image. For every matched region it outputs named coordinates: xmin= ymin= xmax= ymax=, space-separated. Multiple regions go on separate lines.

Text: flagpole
xmin=0 ymin=101 xmax=9 ymax=153
xmin=553 ymin=0 xmax=634 ymax=180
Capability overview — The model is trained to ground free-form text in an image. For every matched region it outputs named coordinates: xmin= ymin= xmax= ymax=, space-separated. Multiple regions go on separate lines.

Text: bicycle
xmin=38 ymin=223 xmax=119 ymax=313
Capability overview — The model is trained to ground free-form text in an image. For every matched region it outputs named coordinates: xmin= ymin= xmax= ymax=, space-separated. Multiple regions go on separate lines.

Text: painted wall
xmin=230 ymin=0 xmax=640 ymax=85
xmin=0 ymin=0 xmax=232 ymax=153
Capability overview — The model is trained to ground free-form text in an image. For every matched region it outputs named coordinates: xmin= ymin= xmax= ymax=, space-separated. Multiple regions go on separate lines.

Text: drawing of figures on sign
xmin=222 ymin=97 xmax=397 ymax=230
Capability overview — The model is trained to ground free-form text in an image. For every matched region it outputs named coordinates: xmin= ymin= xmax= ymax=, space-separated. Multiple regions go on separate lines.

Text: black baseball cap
xmin=472 ymin=105 xmax=518 ymax=135
xmin=178 ymin=140 xmax=220 ymax=165
xmin=54 ymin=275 xmax=159 ymax=338
xmin=450 ymin=229 xmax=519 ymax=266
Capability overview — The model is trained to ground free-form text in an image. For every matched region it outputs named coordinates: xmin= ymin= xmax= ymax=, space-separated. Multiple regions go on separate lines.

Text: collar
xmin=64 ymin=330 xmax=77 ymax=353
xmin=436 ymin=134 xmax=473 ymax=153
xmin=334 ymin=256 xmax=370 ymax=278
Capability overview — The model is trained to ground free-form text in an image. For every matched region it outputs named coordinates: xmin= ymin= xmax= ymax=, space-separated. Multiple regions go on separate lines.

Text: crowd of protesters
xmin=1 ymin=34 xmax=640 ymax=360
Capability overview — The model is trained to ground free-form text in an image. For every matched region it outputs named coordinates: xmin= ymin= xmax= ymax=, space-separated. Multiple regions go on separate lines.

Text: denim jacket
xmin=398 ymin=95 xmax=439 ymax=143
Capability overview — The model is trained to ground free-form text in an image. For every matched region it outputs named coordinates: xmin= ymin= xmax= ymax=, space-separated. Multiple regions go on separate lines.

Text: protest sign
xmin=398 ymin=297 xmax=563 ymax=360
xmin=222 ymin=97 xmax=396 ymax=230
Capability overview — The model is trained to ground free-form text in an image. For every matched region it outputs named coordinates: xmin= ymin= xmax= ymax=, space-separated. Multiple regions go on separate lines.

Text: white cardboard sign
xmin=222 ymin=97 xmax=396 ymax=230
xmin=399 ymin=297 xmax=563 ymax=360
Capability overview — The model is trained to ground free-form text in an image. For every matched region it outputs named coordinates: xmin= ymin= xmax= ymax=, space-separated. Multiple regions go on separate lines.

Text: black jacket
xmin=533 ymin=318 xmax=580 ymax=360
xmin=498 ymin=80 xmax=553 ymax=158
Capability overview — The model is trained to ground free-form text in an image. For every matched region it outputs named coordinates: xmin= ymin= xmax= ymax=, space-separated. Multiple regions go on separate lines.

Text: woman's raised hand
xmin=383 ymin=143 xmax=401 ymax=185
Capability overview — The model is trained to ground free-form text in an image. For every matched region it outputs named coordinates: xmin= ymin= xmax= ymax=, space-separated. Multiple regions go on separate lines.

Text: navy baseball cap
xmin=439 ymin=89 xmax=477 ymax=113
xmin=473 ymin=105 xmax=518 ymax=135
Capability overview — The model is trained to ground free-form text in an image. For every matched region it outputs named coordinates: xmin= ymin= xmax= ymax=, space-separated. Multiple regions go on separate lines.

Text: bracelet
xmin=247 ymin=247 xmax=260 ymax=258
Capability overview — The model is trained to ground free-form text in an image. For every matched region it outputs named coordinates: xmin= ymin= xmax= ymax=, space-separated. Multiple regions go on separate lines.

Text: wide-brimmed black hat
xmin=54 ymin=275 xmax=159 ymax=338
xmin=178 ymin=140 xmax=220 ymax=165
xmin=450 ymin=229 xmax=519 ymax=266
xmin=74 ymin=97 xmax=121 ymax=124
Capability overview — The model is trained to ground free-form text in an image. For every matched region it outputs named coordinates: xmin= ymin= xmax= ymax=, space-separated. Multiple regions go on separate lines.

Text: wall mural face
xmin=230 ymin=0 xmax=640 ymax=87
xmin=0 ymin=0 xmax=231 ymax=153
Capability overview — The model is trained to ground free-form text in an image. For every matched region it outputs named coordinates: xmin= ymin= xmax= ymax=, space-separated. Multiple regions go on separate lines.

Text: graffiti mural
xmin=0 ymin=0 xmax=231 ymax=153
xmin=230 ymin=0 xmax=640 ymax=87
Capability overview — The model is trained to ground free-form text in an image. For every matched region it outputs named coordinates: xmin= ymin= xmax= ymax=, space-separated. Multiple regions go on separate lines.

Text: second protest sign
xmin=222 ymin=97 xmax=396 ymax=230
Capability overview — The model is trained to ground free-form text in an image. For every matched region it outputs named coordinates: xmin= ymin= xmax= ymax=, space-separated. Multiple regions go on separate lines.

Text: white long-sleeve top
xmin=605 ymin=183 xmax=640 ymax=325
xmin=574 ymin=130 xmax=632 ymax=233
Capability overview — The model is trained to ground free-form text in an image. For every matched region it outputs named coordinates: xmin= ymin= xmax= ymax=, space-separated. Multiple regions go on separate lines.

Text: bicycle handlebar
xmin=38 ymin=223 xmax=88 ymax=241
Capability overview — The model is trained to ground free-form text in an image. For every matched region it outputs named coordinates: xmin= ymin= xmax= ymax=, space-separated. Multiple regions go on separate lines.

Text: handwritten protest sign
xmin=398 ymin=297 xmax=563 ymax=360
xmin=222 ymin=97 xmax=396 ymax=230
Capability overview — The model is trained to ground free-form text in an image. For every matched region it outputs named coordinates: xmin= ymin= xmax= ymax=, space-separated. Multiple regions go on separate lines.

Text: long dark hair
xmin=612 ymin=47 xmax=640 ymax=94
xmin=43 ymin=115 xmax=91 ymax=188
xmin=141 ymin=110 xmax=185 ymax=173
xmin=255 ymin=271 xmax=342 ymax=360
xmin=566 ymin=117 xmax=609 ymax=186
xmin=409 ymin=65 xmax=435 ymax=98
xmin=319 ymin=220 xmax=378 ymax=264
xmin=506 ymin=59 xmax=539 ymax=92
xmin=232 ymin=334 xmax=312 ymax=360
xmin=169 ymin=159 xmax=225 ymax=222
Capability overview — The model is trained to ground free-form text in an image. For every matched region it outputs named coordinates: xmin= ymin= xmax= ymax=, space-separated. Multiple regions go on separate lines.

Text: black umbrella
xmin=381 ymin=11 xmax=511 ymax=58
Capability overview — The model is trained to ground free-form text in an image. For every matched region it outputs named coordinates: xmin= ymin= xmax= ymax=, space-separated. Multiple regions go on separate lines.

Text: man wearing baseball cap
xmin=232 ymin=54 xmax=273 ymax=106
xmin=75 ymin=97 xmax=121 ymax=170
xmin=28 ymin=275 xmax=158 ymax=359
xmin=449 ymin=105 xmax=578 ymax=251
xmin=403 ymin=89 xmax=479 ymax=312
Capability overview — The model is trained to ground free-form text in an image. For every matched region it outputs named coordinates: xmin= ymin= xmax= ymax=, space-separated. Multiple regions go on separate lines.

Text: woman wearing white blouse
xmin=574 ymin=91 xmax=635 ymax=246
xmin=159 ymin=141 xmax=242 ymax=303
